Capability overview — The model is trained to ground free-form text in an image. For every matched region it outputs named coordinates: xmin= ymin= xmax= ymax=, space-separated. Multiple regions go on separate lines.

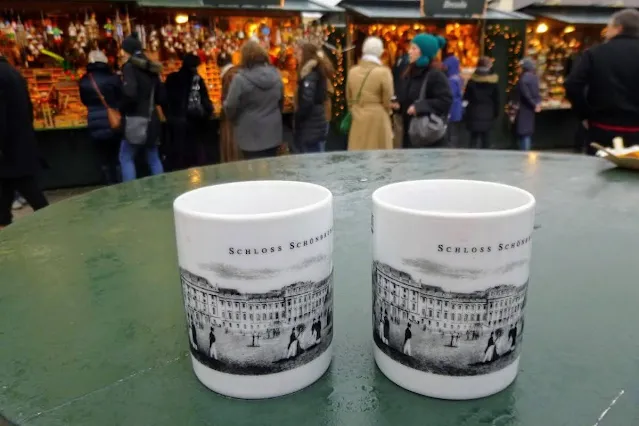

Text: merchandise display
xmin=526 ymin=23 xmax=603 ymax=110
xmin=1 ymin=8 xmax=333 ymax=129
xmin=351 ymin=22 xmax=481 ymax=80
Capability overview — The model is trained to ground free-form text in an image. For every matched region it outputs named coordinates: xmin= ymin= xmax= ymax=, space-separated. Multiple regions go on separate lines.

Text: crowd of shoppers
xmin=4 ymin=10 xmax=639 ymax=228
xmin=346 ymin=32 xmax=541 ymax=151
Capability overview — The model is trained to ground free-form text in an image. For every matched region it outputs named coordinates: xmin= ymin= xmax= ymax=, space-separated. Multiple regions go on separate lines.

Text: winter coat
xmin=463 ymin=69 xmax=500 ymax=133
xmin=79 ymin=62 xmax=122 ymax=141
xmin=165 ymin=68 xmax=213 ymax=121
xmin=565 ymin=34 xmax=639 ymax=128
xmin=0 ymin=56 xmax=41 ymax=178
xmin=443 ymin=56 xmax=463 ymax=123
xmin=294 ymin=59 xmax=328 ymax=147
xmin=219 ymin=64 xmax=241 ymax=162
xmin=121 ymin=54 xmax=165 ymax=145
xmin=396 ymin=64 xmax=452 ymax=144
xmin=346 ymin=59 xmax=394 ymax=151
xmin=514 ymin=71 xmax=541 ymax=136
xmin=223 ymin=64 xmax=283 ymax=152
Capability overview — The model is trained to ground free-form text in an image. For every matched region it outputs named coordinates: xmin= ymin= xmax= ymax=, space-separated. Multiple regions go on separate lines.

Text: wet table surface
xmin=1 ymin=150 xmax=639 ymax=426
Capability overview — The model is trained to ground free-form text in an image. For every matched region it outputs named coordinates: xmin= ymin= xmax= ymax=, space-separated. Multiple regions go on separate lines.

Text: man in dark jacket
xmin=565 ymin=9 xmax=639 ymax=153
xmin=0 ymin=55 xmax=49 ymax=228
xmin=79 ymin=50 xmax=122 ymax=184
xmin=119 ymin=34 xmax=165 ymax=182
xmin=165 ymin=53 xmax=214 ymax=170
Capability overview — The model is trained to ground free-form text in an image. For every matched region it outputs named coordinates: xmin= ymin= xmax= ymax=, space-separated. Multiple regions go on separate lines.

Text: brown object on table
xmin=219 ymin=65 xmax=242 ymax=163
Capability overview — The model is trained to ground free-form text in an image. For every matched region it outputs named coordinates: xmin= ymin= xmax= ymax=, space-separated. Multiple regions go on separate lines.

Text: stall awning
xmin=523 ymin=6 xmax=618 ymax=24
xmin=137 ymin=0 xmax=342 ymax=11
xmin=339 ymin=1 xmax=533 ymax=20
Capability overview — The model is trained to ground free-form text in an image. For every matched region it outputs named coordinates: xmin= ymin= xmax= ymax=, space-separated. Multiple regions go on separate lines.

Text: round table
xmin=2 ymin=150 xmax=639 ymax=426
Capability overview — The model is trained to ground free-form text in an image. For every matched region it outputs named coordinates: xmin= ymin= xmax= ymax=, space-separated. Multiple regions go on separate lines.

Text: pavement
xmin=11 ymin=186 xmax=100 ymax=222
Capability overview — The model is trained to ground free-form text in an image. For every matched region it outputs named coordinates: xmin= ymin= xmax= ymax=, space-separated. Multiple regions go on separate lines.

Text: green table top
xmin=2 ymin=150 xmax=639 ymax=426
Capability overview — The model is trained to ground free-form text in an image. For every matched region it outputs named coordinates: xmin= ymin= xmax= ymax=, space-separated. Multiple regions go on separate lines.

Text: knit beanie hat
xmin=520 ymin=57 xmax=536 ymax=72
xmin=182 ymin=53 xmax=201 ymax=70
xmin=412 ymin=34 xmax=447 ymax=67
xmin=122 ymin=33 xmax=142 ymax=55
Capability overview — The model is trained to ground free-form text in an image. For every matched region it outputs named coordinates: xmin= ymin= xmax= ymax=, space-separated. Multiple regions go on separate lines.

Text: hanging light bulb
xmin=536 ymin=23 xmax=549 ymax=34
xmin=175 ymin=14 xmax=189 ymax=25
xmin=563 ymin=25 xmax=576 ymax=34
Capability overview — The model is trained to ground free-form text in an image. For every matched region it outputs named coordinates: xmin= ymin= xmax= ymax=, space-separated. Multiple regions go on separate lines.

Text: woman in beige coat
xmin=346 ymin=37 xmax=394 ymax=150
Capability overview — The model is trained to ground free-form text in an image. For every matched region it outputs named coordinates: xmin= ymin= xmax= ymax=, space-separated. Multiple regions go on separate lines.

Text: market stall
xmin=335 ymin=0 xmax=532 ymax=148
xmin=517 ymin=2 xmax=634 ymax=149
xmin=0 ymin=0 xmax=343 ymax=188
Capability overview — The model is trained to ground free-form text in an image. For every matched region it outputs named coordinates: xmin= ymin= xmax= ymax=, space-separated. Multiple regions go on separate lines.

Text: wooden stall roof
xmin=338 ymin=0 xmax=533 ymax=21
xmin=136 ymin=0 xmax=343 ymax=12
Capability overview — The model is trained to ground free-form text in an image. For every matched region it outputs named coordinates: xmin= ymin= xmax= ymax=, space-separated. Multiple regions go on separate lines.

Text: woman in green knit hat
xmin=392 ymin=33 xmax=452 ymax=148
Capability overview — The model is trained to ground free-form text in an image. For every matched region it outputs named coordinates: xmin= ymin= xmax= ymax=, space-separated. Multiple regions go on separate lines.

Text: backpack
xmin=186 ymin=75 xmax=204 ymax=118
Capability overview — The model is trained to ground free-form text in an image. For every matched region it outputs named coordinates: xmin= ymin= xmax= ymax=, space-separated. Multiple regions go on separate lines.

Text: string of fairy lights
xmin=483 ymin=24 xmax=524 ymax=94
xmin=325 ymin=26 xmax=347 ymax=121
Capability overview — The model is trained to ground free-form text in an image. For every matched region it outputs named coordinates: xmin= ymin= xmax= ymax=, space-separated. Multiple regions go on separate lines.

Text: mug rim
xmin=372 ymin=179 xmax=535 ymax=219
xmin=174 ymin=180 xmax=332 ymax=221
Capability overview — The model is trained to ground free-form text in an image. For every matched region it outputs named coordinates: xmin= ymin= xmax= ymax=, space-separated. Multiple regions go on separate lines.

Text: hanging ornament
xmin=148 ymin=27 xmax=159 ymax=52
xmin=52 ymin=24 xmax=63 ymax=44
xmin=104 ymin=18 xmax=114 ymax=38
xmin=68 ymin=22 xmax=77 ymax=39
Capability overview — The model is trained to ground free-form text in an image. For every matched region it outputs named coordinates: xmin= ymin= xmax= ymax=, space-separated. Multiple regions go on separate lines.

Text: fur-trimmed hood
xmin=470 ymin=72 xmax=499 ymax=83
xmin=300 ymin=58 xmax=318 ymax=79
xmin=299 ymin=58 xmax=333 ymax=94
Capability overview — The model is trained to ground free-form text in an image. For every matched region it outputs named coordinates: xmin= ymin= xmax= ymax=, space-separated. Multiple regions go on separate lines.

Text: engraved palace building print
xmin=181 ymin=268 xmax=333 ymax=375
xmin=373 ymin=261 xmax=527 ymax=376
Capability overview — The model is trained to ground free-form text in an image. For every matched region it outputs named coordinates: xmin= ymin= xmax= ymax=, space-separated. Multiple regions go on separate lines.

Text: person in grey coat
xmin=514 ymin=58 xmax=542 ymax=151
xmin=223 ymin=40 xmax=283 ymax=159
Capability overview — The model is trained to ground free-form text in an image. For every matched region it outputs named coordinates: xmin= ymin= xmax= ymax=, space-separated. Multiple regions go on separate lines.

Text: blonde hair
xmin=88 ymin=50 xmax=108 ymax=64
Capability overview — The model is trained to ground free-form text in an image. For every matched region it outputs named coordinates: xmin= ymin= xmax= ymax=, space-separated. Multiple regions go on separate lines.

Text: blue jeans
xmin=519 ymin=135 xmax=532 ymax=151
xmin=119 ymin=140 xmax=164 ymax=182
xmin=301 ymin=141 xmax=326 ymax=153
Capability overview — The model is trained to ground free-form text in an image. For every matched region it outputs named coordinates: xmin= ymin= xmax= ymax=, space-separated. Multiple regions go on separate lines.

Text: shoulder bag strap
xmin=351 ymin=68 xmax=375 ymax=105
xmin=418 ymin=71 xmax=431 ymax=101
xmin=148 ymin=83 xmax=156 ymax=119
xmin=89 ymin=73 xmax=110 ymax=110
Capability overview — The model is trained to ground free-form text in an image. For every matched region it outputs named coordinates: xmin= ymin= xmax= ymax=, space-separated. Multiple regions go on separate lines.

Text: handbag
xmin=89 ymin=74 xmax=121 ymax=130
xmin=340 ymin=68 xmax=374 ymax=135
xmin=407 ymin=72 xmax=447 ymax=147
xmin=186 ymin=75 xmax=205 ymax=119
xmin=125 ymin=85 xmax=155 ymax=146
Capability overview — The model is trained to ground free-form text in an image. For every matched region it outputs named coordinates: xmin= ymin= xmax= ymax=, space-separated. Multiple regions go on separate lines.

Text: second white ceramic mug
xmin=372 ymin=179 xmax=535 ymax=400
xmin=174 ymin=180 xmax=334 ymax=399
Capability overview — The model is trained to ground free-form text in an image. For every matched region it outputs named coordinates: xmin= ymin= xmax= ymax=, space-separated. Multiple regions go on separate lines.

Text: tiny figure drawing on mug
xmin=181 ymin=267 xmax=334 ymax=375
xmin=372 ymin=261 xmax=527 ymax=376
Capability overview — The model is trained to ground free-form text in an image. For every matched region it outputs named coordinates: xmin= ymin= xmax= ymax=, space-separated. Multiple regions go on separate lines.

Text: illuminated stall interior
xmin=522 ymin=6 xmax=610 ymax=110
xmin=0 ymin=0 xmax=338 ymax=129
xmin=338 ymin=0 xmax=532 ymax=86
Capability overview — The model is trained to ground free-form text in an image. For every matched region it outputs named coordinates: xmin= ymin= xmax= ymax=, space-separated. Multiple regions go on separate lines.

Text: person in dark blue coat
xmin=443 ymin=54 xmax=464 ymax=147
xmin=79 ymin=50 xmax=123 ymax=184
xmin=514 ymin=57 xmax=541 ymax=151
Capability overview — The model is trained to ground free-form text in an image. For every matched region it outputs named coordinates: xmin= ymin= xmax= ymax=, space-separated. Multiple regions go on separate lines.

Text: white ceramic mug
xmin=371 ymin=180 xmax=535 ymax=400
xmin=174 ymin=180 xmax=334 ymax=399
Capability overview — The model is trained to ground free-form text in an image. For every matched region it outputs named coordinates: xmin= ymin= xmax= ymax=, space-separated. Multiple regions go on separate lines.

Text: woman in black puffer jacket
xmin=294 ymin=42 xmax=334 ymax=153
xmin=79 ymin=51 xmax=122 ymax=184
